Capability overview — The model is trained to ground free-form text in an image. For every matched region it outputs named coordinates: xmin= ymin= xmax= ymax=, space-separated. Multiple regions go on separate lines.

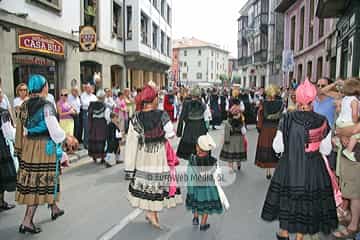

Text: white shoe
xmin=342 ymin=149 xmax=357 ymax=162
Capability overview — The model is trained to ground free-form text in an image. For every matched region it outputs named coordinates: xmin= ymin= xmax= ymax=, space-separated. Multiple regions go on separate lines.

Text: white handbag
xmin=213 ymin=163 xmax=230 ymax=211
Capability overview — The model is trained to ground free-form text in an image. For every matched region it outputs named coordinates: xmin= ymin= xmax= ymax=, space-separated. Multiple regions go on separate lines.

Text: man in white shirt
xmin=80 ymin=83 xmax=97 ymax=149
xmin=68 ymin=87 xmax=82 ymax=142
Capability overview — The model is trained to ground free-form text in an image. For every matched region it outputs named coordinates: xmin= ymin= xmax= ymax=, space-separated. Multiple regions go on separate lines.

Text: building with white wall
xmin=125 ymin=0 xmax=173 ymax=89
xmin=0 ymin=0 xmax=173 ymax=100
xmin=172 ymin=37 xmax=229 ymax=87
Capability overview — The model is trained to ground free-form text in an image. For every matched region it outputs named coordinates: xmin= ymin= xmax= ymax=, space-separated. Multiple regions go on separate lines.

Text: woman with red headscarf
xmin=261 ymin=79 xmax=338 ymax=240
xmin=124 ymin=85 xmax=181 ymax=229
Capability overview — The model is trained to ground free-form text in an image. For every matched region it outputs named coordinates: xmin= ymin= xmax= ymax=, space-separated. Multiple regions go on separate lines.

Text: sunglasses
xmin=61 ymin=94 xmax=68 ymax=97
xmin=317 ymin=84 xmax=327 ymax=88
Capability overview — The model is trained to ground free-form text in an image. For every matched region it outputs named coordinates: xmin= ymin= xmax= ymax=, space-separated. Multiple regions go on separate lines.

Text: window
xmin=167 ymin=5 xmax=172 ymax=25
xmin=198 ymin=49 xmax=202 ymax=56
xmin=184 ymin=50 xmax=187 ymax=56
xmin=319 ymin=18 xmax=324 ymax=38
xmin=309 ymin=0 xmax=315 ymax=46
xmin=167 ymin=36 xmax=171 ymax=56
xmin=112 ymin=1 xmax=123 ymax=39
xmin=307 ymin=61 xmax=312 ymax=80
xmin=141 ymin=12 xmax=149 ymax=45
xmin=290 ymin=16 xmax=296 ymax=50
xmin=299 ymin=7 xmax=305 ymax=50
xmin=160 ymin=31 xmax=165 ymax=54
xmin=211 ymin=73 xmax=213 ymax=80
xmin=183 ymin=62 xmax=187 ymax=67
xmin=126 ymin=6 xmax=133 ymax=40
xmin=198 ymin=61 xmax=201 ymax=67
xmin=182 ymin=73 xmax=187 ymax=80
xmin=211 ymin=51 xmax=214 ymax=57
xmin=84 ymin=0 xmax=97 ymax=26
xmin=297 ymin=64 xmax=303 ymax=83
xmin=161 ymin=0 xmax=166 ymax=18
xmin=317 ymin=57 xmax=323 ymax=80
xmin=196 ymin=73 xmax=202 ymax=80
xmin=152 ymin=23 xmax=159 ymax=50
xmin=28 ymin=0 xmax=62 ymax=12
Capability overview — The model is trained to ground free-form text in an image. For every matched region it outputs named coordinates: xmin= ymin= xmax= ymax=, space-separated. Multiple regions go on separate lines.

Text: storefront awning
xmin=274 ymin=0 xmax=297 ymax=13
xmin=316 ymin=0 xmax=350 ymax=18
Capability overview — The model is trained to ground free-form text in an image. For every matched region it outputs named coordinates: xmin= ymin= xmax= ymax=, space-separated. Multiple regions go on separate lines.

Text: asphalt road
xmin=0 ymin=125 xmax=348 ymax=240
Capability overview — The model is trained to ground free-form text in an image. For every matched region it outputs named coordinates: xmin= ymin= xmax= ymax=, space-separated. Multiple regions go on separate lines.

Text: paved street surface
xmin=0 ymin=126 xmax=336 ymax=240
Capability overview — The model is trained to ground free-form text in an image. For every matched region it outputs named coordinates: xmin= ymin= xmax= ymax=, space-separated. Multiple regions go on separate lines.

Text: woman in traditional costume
xmin=88 ymin=89 xmax=110 ymax=164
xmin=163 ymin=91 xmax=176 ymax=122
xmin=261 ymin=79 xmax=338 ymax=240
xmin=209 ymin=88 xmax=222 ymax=130
xmin=177 ymin=86 xmax=208 ymax=160
xmin=255 ymin=85 xmax=284 ymax=179
xmin=125 ymin=85 xmax=181 ymax=229
xmin=0 ymin=107 xmax=17 ymax=212
xmin=15 ymin=75 xmax=73 ymax=234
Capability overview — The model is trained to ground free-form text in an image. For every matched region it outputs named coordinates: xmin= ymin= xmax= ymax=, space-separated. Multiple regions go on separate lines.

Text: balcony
xmin=238 ymin=57 xmax=252 ymax=66
xmin=316 ymin=0 xmax=350 ymax=18
xmin=254 ymin=50 xmax=267 ymax=63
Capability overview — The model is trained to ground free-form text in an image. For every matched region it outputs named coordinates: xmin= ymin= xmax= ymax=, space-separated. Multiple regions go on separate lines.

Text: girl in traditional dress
xmin=163 ymin=91 xmax=176 ymax=122
xmin=186 ymin=134 xmax=223 ymax=231
xmin=177 ymin=86 xmax=208 ymax=160
xmin=255 ymin=85 xmax=284 ymax=179
xmin=125 ymin=85 xmax=181 ymax=229
xmin=88 ymin=90 xmax=110 ymax=164
xmin=220 ymin=101 xmax=247 ymax=172
xmin=15 ymin=75 xmax=74 ymax=234
xmin=0 ymin=107 xmax=16 ymax=212
xmin=105 ymin=112 xmax=122 ymax=167
xmin=261 ymin=79 xmax=338 ymax=240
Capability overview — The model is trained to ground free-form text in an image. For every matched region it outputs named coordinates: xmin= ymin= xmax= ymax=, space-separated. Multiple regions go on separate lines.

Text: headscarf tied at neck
xmin=28 ymin=74 xmax=47 ymax=94
xmin=141 ymin=85 xmax=158 ymax=104
xmin=295 ymin=78 xmax=317 ymax=105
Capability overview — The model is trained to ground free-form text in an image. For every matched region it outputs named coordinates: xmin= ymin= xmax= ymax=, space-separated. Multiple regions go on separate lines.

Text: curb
xmin=68 ymin=149 xmax=89 ymax=164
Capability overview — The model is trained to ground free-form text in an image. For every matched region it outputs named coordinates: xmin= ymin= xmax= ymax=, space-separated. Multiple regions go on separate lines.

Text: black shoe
xmin=105 ymin=162 xmax=112 ymax=168
xmin=192 ymin=217 xmax=199 ymax=226
xmin=237 ymin=164 xmax=241 ymax=171
xmin=116 ymin=160 xmax=124 ymax=164
xmin=51 ymin=209 xmax=65 ymax=221
xmin=266 ymin=174 xmax=272 ymax=180
xmin=200 ymin=224 xmax=210 ymax=231
xmin=0 ymin=202 xmax=16 ymax=212
xmin=19 ymin=224 xmax=42 ymax=234
xmin=276 ymin=233 xmax=289 ymax=240
xmin=212 ymin=126 xmax=216 ymax=130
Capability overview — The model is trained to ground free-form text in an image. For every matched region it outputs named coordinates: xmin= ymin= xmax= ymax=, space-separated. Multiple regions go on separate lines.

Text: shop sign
xmin=18 ymin=33 xmax=64 ymax=57
xmin=79 ymin=26 xmax=97 ymax=52
xmin=13 ymin=54 xmax=56 ymax=67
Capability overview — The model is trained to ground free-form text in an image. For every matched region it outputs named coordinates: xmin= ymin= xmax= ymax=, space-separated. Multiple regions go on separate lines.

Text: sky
xmin=172 ymin=0 xmax=248 ymax=58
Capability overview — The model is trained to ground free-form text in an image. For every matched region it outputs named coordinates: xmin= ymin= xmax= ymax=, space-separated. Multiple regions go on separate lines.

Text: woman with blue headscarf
xmin=15 ymin=75 xmax=74 ymax=234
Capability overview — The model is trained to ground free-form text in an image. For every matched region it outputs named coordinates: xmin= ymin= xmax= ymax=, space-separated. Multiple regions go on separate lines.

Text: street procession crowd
xmin=0 ymin=73 xmax=360 ymax=240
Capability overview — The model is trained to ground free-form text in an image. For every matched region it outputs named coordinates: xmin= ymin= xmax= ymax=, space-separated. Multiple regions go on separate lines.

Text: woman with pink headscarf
xmin=261 ymin=79 xmax=338 ymax=240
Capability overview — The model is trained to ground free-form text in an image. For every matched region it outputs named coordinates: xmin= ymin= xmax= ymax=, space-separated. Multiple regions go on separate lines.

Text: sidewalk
xmin=67 ymin=148 xmax=89 ymax=164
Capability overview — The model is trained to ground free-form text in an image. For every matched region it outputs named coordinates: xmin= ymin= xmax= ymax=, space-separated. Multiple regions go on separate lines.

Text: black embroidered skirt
xmin=261 ymin=152 xmax=338 ymax=235
xmin=0 ymin=138 xmax=16 ymax=192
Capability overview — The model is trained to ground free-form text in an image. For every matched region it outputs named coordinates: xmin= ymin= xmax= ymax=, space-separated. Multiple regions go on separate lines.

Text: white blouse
xmin=44 ymin=104 xmax=66 ymax=144
xmin=272 ymin=130 xmax=332 ymax=156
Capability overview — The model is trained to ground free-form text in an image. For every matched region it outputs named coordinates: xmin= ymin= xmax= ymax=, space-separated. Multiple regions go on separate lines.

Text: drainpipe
xmin=123 ymin=0 xmax=128 ymax=88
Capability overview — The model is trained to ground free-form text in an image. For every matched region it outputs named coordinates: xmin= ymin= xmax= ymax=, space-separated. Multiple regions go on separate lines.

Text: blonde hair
xmin=342 ymin=78 xmax=360 ymax=96
xmin=16 ymin=83 xmax=28 ymax=97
